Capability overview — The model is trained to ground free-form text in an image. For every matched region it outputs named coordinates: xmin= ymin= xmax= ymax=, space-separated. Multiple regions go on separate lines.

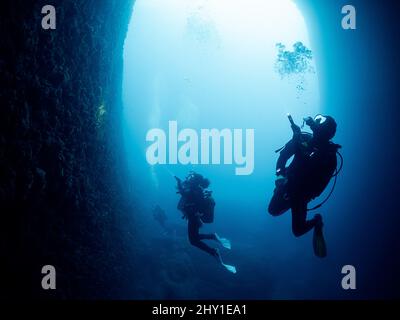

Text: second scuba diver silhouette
xmin=175 ymin=172 xmax=236 ymax=273
xmin=268 ymin=114 xmax=342 ymax=257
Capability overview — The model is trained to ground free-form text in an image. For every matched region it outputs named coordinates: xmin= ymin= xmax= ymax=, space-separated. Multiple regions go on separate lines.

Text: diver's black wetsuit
xmin=187 ymin=213 xmax=217 ymax=256
xmin=268 ymin=133 xmax=338 ymax=236
xmin=178 ymin=182 xmax=218 ymax=257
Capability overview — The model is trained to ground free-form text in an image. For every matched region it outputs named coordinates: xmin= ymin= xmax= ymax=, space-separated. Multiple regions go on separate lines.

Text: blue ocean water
xmin=120 ymin=0 xmax=399 ymax=299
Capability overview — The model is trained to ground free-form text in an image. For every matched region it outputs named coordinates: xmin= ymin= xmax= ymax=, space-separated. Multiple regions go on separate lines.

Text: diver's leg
xmin=188 ymin=217 xmax=217 ymax=256
xmin=291 ymin=200 xmax=316 ymax=237
xmin=198 ymin=233 xmax=218 ymax=241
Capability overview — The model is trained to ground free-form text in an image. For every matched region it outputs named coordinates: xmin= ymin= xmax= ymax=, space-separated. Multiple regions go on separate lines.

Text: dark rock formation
xmin=0 ymin=0 xmax=135 ymax=298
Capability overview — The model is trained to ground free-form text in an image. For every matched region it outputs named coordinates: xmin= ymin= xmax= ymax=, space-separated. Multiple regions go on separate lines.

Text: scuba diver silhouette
xmin=153 ymin=205 xmax=167 ymax=229
xmin=268 ymin=114 xmax=342 ymax=257
xmin=152 ymin=204 xmax=175 ymax=236
xmin=175 ymin=172 xmax=236 ymax=273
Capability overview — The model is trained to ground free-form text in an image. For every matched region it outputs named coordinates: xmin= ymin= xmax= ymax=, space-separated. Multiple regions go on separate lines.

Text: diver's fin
xmin=313 ymin=224 xmax=327 ymax=258
xmin=221 ymin=263 xmax=237 ymax=274
xmin=215 ymin=233 xmax=232 ymax=250
xmin=214 ymin=249 xmax=237 ymax=274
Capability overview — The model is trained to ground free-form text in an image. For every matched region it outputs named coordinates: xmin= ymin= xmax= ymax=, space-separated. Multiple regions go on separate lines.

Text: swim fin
xmin=313 ymin=214 xmax=327 ymax=258
xmin=215 ymin=233 xmax=231 ymax=250
xmin=214 ymin=249 xmax=237 ymax=274
xmin=221 ymin=263 xmax=237 ymax=274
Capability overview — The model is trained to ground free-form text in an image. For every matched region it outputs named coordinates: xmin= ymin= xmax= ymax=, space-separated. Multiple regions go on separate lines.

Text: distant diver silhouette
xmin=268 ymin=114 xmax=343 ymax=257
xmin=152 ymin=204 xmax=173 ymax=235
xmin=176 ymin=172 xmax=236 ymax=273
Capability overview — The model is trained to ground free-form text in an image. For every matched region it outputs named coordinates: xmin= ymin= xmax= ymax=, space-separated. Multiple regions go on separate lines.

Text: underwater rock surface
xmin=0 ymin=0 xmax=135 ymax=298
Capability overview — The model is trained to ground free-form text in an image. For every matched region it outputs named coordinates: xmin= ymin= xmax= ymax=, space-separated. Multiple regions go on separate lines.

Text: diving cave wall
xmin=296 ymin=0 xmax=400 ymax=297
xmin=0 ymin=0 xmax=135 ymax=298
